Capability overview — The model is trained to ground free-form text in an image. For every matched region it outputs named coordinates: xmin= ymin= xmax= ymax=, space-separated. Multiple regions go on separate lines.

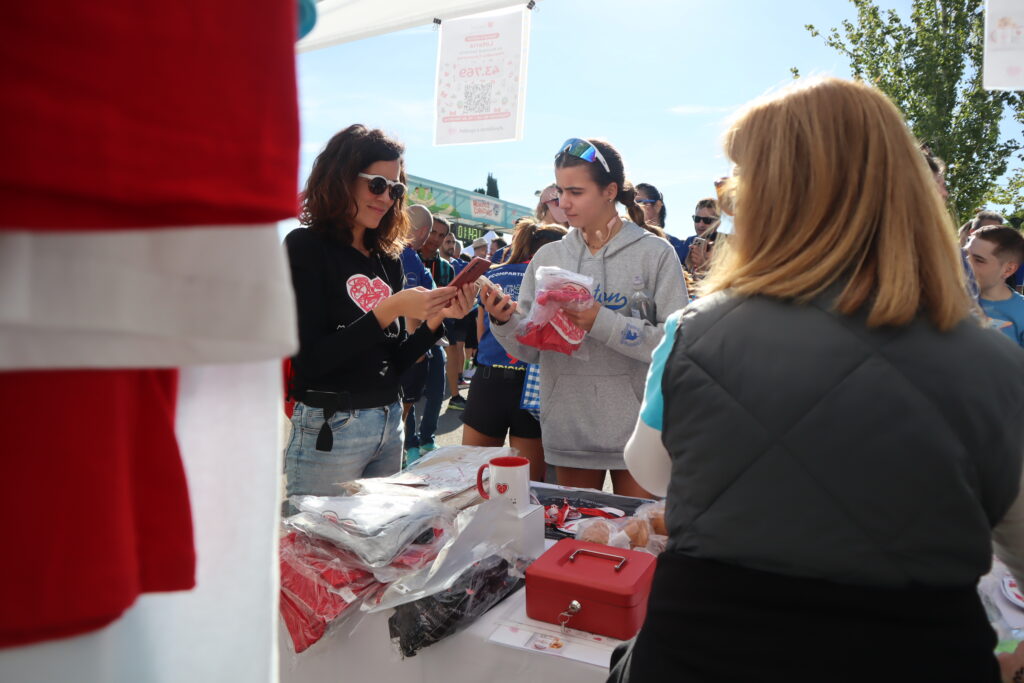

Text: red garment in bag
xmin=0 ymin=370 xmax=195 ymax=648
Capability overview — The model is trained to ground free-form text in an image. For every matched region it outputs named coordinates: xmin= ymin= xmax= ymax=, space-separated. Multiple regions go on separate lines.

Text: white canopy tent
xmin=297 ymin=0 xmax=529 ymax=52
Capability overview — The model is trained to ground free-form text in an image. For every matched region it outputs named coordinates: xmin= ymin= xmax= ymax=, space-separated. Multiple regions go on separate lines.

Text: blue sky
xmin=296 ymin=0 xmax=920 ymax=239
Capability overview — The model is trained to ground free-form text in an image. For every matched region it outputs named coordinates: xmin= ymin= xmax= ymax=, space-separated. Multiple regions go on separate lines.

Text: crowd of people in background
xmin=282 ymin=76 xmax=1024 ymax=682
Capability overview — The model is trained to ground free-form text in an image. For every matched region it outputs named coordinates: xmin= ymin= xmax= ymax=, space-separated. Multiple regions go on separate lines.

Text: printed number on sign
xmin=459 ymin=66 xmax=500 ymax=78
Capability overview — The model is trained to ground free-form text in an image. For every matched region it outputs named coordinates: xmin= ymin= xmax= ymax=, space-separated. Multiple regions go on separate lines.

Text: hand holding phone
xmin=448 ymin=256 xmax=491 ymax=290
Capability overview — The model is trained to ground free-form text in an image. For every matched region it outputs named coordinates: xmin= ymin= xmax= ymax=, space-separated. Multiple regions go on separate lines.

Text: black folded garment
xmin=388 ymin=555 xmax=524 ymax=657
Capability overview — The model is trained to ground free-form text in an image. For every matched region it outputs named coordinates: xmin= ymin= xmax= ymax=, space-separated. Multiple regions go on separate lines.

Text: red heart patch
xmin=496 ymin=483 xmax=509 ymax=494
xmin=346 ymin=274 xmax=392 ymax=312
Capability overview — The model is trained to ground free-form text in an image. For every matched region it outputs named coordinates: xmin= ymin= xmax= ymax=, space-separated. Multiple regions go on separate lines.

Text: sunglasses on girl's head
xmin=636 ymin=198 xmax=658 ymax=205
xmin=557 ymin=138 xmax=611 ymax=174
xmin=693 ymin=215 xmax=718 ymax=224
xmin=358 ymin=173 xmax=407 ymax=200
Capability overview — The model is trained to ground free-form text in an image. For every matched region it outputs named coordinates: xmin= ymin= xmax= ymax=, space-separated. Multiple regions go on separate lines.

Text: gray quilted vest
xmin=661 ymin=290 xmax=1024 ymax=587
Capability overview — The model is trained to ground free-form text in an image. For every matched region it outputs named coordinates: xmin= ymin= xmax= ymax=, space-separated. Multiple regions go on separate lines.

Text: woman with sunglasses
xmin=482 ymin=138 xmax=688 ymax=497
xmin=613 ymin=78 xmax=1024 ymax=683
xmin=636 ymin=182 xmax=687 ymax=263
xmin=284 ymin=124 xmax=475 ymax=498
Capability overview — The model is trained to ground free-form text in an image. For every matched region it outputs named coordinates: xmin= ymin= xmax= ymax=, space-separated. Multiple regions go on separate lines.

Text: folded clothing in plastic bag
xmin=388 ymin=555 xmax=525 ymax=657
xmin=279 ymin=531 xmax=379 ymax=653
xmin=515 ymin=266 xmax=593 ymax=356
xmin=289 ymin=492 xmax=454 ymax=567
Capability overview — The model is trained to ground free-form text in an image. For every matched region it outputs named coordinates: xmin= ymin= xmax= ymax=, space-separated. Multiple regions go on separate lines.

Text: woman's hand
xmin=562 ymin=300 xmax=602 ymax=332
xmin=426 ymin=284 xmax=476 ymax=330
xmin=374 ymin=286 xmax=455 ymax=328
xmin=481 ymin=283 xmax=517 ymax=324
xmin=998 ymin=640 xmax=1024 ymax=683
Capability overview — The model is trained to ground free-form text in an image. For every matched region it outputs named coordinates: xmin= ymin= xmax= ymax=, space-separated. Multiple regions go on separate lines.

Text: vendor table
xmin=278 ymin=585 xmax=610 ymax=683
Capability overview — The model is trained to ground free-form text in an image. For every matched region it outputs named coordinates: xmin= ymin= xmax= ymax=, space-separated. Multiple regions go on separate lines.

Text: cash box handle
xmin=568 ymin=548 xmax=628 ymax=571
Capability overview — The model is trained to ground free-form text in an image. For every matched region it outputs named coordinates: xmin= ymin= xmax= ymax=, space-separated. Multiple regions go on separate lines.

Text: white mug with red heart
xmin=476 ymin=455 xmax=530 ymax=512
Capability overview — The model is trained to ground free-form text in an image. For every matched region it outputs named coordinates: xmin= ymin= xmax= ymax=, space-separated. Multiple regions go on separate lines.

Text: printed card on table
xmin=434 ymin=6 xmax=531 ymax=145
xmin=487 ymin=589 xmax=621 ymax=669
xmin=984 ymin=0 xmax=1024 ymax=90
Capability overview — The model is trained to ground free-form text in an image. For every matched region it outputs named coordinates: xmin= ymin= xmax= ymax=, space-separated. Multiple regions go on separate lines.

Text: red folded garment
xmin=517 ymin=309 xmax=586 ymax=355
xmin=279 ymin=528 xmax=449 ymax=653
xmin=279 ymin=532 xmax=378 ymax=653
xmin=517 ymin=282 xmax=590 ymax=356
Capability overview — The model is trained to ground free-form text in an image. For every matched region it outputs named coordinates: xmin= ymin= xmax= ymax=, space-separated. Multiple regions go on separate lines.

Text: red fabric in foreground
xmin=0 ymin=1 xmax=299 ymax=230
xmin=0 ymin=370 xmax=195 ymax=648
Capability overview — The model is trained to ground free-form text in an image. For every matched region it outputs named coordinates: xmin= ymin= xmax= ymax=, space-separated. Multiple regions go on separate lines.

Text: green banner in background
xmin=406 ymin=174 xmax=533 ymax=233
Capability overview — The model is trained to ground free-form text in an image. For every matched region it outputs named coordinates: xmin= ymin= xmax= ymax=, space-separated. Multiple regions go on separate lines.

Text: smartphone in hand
xmin=448 ymin=256 xmax=491 ymax=290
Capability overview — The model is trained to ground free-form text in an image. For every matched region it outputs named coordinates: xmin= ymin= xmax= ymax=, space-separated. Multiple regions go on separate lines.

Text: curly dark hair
xmin=299 ymin=124 xmax=410 ymax=257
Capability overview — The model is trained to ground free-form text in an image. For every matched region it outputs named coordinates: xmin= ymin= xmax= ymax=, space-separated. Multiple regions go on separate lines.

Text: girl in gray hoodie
xmin=482 ymin=138 xmax=688 ymax=497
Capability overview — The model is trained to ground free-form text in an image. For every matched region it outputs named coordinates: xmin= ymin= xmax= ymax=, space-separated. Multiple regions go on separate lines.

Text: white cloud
xmin=669 ymin=104 xmax=735 ymax=115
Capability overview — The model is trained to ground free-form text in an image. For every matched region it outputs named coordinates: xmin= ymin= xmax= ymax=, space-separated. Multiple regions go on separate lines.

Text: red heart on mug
xmin=346 ymin=274 xmax=392 ymax=312
xmin=496 ymin=483 xmax=509 ymax=494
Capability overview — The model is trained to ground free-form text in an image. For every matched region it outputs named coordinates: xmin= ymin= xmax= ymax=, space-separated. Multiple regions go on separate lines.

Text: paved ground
xmin=423 ymin=387 xmax=478 ymax=448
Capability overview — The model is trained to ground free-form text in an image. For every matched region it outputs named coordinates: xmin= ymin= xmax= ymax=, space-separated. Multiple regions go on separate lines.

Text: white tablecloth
xmin=279 ymin=585 xmax=610 ymax=683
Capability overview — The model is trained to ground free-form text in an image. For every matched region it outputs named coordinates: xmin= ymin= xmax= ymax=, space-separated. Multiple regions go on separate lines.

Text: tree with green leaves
xmin=797 ymin=0 xmax=1024 ymax=221
xmin=486 ymin=172 xmax=500 ymax=198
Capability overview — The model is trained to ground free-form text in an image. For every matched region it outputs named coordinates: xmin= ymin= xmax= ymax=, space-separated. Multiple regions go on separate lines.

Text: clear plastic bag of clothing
xmin=366 ymin=500 xmax=524 ymax=612
xmin=387 ymin=553 xmax=526 ymax=657
xmin=279 ymin=529 xmax=380 ymax=653
xmin=515 ymin=266 xmax=594 ymax=357
xmin=287 ymin=489 xmax=455 ymax=569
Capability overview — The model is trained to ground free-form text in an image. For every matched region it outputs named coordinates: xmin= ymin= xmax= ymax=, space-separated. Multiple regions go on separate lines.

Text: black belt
xmin=299 ymin=389 xmax=395 ymax=451
xmin=476 ymin=365 xmax=526 ymax=381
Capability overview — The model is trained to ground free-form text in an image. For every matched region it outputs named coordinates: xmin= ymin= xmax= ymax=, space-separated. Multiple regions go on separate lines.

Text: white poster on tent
xmin=984 ymin=0 xmax=1024 ymax=90
xmin=434 ymin=6 xmax=530 ymax=145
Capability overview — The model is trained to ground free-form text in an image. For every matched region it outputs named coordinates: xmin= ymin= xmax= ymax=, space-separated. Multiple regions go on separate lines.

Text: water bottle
xmin=629 ymin=276 xmax=656 ymax=324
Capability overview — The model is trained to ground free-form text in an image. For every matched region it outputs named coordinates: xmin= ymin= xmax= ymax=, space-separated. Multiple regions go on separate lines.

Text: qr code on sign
xmin=463 ymin=83 xmax=492 ymax=114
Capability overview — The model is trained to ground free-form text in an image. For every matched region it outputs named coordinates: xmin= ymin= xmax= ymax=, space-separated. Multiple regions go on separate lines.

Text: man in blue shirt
xmin=401 ymin=204 xmax=434 ymax=290
xmin=442 ymin=233 xmax=466 ymax=275
xmin=399 ymin=205 xmax=435 ymax=465
xmin=967 ymin=225 xmax=1024 ymax=347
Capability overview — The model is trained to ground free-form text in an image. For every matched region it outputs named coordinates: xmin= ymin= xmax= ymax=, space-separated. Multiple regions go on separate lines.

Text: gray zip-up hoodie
xmin=490 ymin=221 xmax=689 ymax=469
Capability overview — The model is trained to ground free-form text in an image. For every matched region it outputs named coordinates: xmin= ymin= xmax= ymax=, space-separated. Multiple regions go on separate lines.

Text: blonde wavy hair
xmin=702 ymin=77 xmax=969 ymax=331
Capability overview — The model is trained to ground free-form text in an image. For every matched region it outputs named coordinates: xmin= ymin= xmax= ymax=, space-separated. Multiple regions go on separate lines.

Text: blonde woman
xmin=615 ymin=78 xmax=1024 ymax=683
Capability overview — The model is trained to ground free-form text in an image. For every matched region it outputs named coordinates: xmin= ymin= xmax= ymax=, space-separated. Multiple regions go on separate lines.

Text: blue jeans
xmin=404 ymin=346 xmax=446 ymax=448
xmin=285 ymin=400 xmax=403 ymax=498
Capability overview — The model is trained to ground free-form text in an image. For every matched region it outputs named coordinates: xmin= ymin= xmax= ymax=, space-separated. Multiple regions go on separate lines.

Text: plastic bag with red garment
xmin=279 ymin=531 xmax=379 ymax=653
xmin=515 ymin=266 xmax=594 ymax=356
xmin=279 ymin=486 xmax=456 ymax=653
xmin=279 ymin=524 xmax=450 ymax=653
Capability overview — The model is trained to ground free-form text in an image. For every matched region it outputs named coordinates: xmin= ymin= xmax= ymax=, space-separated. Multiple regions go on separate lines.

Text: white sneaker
xmin=463 ymin=368 xmax=476 ymax=380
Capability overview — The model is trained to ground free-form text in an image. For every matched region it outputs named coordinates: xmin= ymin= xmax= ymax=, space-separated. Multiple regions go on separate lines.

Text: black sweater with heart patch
xmin=285 ymin=227 xmax=442 ymax=405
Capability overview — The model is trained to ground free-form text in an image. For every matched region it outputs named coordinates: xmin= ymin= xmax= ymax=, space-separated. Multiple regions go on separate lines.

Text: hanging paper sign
xmin=434 ymin=6 xmax=531 ymax=145
xmin=984 ymin=0 xmax=1024 ymax=90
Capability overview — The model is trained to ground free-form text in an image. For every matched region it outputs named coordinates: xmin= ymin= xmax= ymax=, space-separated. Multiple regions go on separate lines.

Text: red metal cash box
xmin=525 ymin=539 xmax=656 ymax=640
